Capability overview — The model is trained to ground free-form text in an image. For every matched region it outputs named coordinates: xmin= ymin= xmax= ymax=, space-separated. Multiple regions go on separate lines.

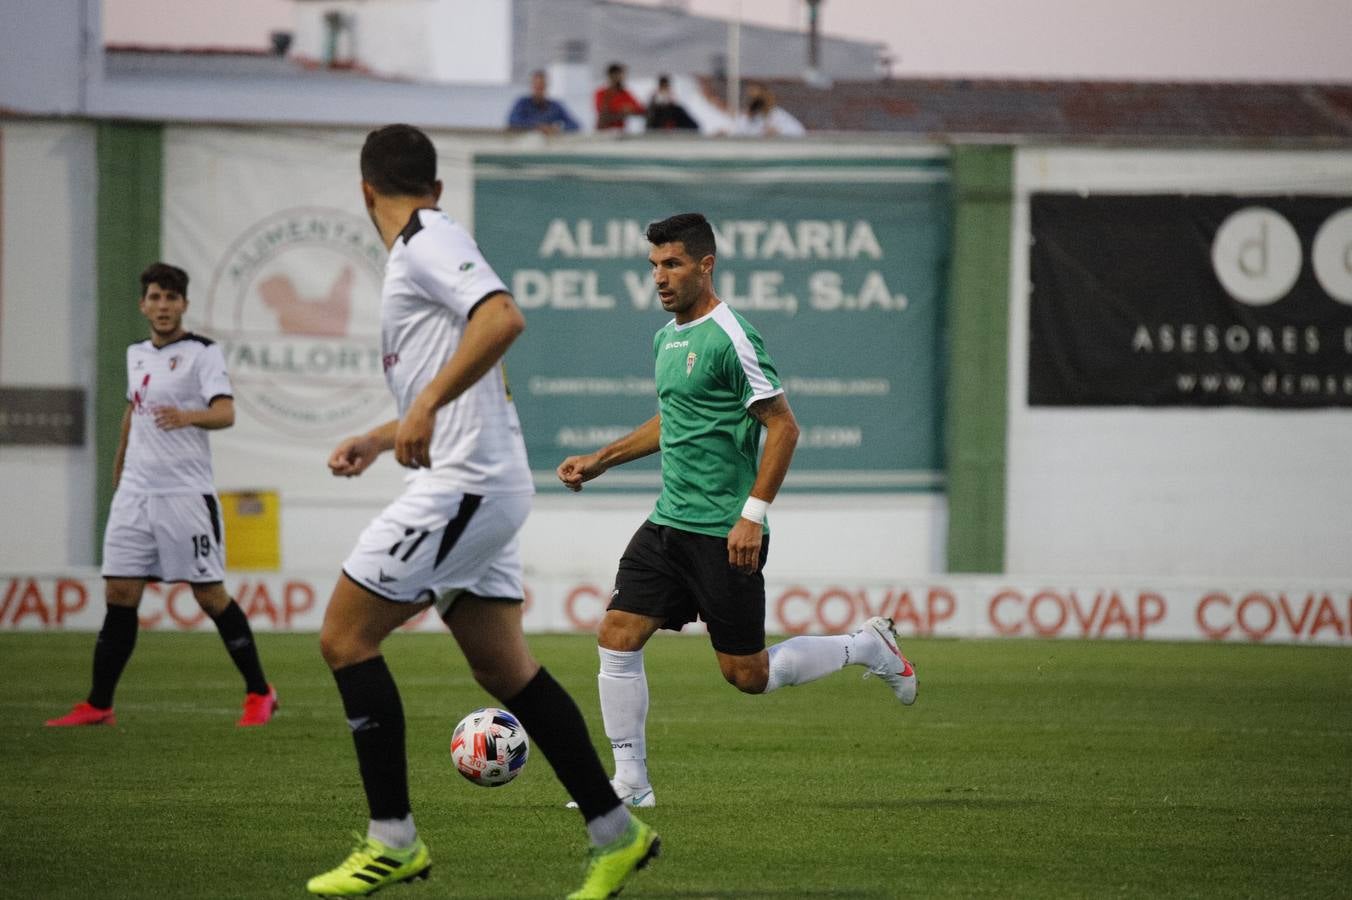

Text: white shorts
xmin=342 ymin=487 xmax=531 ymax=611
xmin=101 ymin=490 xmax=227 ymax=584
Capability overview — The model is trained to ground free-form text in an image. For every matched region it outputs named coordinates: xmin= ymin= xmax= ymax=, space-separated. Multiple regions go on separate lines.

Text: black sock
xmin=505 ymin=667 xmax=620 ymax=821
xmin=210 ymin=600 xmax=269 ymax=695
xmin=334 ymin=656 xmax=410 ymax=821
xmin=88 ymin=606 xmax=139 ymax=709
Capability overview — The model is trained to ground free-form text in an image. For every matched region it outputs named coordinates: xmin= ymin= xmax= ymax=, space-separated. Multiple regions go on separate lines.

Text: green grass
xmin=3 ymin=632 xmax=1350 ymax=899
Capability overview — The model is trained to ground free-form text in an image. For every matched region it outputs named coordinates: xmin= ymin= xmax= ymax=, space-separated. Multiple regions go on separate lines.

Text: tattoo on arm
xmin=748 ymin=394 xmax=790 ymax=425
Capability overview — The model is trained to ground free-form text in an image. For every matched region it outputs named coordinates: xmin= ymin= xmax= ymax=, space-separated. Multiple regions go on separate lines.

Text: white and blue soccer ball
xmin=450 ymin=707 xmax=529 ymax=787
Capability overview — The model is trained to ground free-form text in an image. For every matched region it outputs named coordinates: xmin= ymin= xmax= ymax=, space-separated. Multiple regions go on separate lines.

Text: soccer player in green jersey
xmin=556 ymin=212 xmax=917 ymax=807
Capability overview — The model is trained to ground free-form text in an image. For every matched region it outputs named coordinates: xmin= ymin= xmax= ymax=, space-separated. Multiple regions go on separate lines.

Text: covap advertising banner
xmin=473 ymin=153 xmax=953 ymax=491
xmin=6 ymin=571 xmax=1349 ymax=645
xmin=1029 ymin=193 xmax=1352 ymax=407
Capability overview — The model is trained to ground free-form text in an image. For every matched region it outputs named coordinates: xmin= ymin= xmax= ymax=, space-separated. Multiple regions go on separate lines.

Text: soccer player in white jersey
xmin=556 ymin=213 xmax=917 ymax=809
xmin=305 ymin=125 xmax=658 ymax=900
xmin=46 ymin=263 xmax=277 ymax=728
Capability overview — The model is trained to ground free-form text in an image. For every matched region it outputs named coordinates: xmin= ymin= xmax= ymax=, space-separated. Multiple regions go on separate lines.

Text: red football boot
xmin=46 ymin=701 xmax=117 ymax=727
xmin=238 ymin=685 xmax=278 ymax=726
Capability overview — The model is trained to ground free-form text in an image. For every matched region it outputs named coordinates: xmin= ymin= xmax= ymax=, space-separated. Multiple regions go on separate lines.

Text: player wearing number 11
xmin=46 ymin=262 xmax=277 ymax=729
xmin=307 ymin=125 xmax=656 ymax=900
xmin=556 ymin=213 xmax=918 ymax=810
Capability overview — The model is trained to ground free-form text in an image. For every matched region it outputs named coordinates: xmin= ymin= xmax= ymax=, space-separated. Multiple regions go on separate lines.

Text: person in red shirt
xmin=595 ymin=62 xmax=645 ymax=130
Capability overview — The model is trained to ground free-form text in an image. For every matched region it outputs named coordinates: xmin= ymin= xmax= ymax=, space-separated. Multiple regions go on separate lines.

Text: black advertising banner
xmin=1029 ymin=194 xmax=1352 ymax=407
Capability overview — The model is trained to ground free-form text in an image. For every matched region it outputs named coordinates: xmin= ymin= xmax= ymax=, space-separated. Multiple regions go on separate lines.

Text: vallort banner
xmin=5 ymin=571 xmax=1350 ymax=645
xmin=1029 ymin=194 xmax=1352 ymax=407
xmin=473 ymin=153 xmax=953 ymax=492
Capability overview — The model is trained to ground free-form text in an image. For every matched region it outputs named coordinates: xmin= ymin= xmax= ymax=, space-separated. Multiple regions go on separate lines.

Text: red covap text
xmin=2 ymin=574 xmax=1349 ymax=645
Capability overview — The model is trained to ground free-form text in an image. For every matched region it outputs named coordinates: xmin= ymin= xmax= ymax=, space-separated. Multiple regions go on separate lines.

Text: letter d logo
xmin=1211 ymin=207 xmax=1301 ymax=305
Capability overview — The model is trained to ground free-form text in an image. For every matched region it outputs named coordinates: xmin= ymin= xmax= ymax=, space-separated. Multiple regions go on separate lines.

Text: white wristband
xmin=740 ymin=496 xmax=769 ymax=525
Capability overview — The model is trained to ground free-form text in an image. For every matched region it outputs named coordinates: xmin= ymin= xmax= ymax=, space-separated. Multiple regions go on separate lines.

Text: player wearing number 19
xmin=46 ymin=262 xmax=277 ymax=729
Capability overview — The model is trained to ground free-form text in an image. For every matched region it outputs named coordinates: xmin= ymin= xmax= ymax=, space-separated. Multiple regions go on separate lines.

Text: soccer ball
xmin=450 ymin=707 xmax=529 ymax=787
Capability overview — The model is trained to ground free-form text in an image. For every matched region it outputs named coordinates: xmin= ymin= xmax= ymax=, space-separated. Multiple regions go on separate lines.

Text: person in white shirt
xmin=735 ymin=82 xmax=807 ymax=137
xmin=305 ymin=124 xmax=658 ymax=900
xmin=46 ymin=262 xmax=277 ymax=729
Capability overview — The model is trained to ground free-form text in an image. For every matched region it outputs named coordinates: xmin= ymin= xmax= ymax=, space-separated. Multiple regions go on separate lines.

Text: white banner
xmin=163 ymin=126 xmax=403 ymax=502
xmin=4 ymin=571 xmax=1349 ymax=645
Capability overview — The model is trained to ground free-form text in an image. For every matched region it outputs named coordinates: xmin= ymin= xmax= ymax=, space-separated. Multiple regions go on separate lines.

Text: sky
xmin=103 ymin=0 xmax=1352 ymax=83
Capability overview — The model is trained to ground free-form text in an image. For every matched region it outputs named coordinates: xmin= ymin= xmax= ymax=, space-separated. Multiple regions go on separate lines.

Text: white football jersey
xmin=381 ymin=209 xmax=533 ymax=495
xmin=118 ymin=334 xmax=232 ymax=494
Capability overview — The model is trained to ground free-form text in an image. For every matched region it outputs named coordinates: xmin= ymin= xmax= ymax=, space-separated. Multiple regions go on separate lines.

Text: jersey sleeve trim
xmin=711 ymin=306 xmax=781 ymax=407
xmin=744 ymin=386 xmax=785 ymax=408
xmin=206 ymin=393 xmax=234 ymax=404
xmin=466 ymin=289 xmax=510 ymax=320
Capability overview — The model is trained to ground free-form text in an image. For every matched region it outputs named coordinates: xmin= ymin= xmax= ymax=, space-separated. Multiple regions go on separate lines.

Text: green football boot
xmin=566 ymin=816 xmax=660 ymax=899
xmin=306 ymin=833 xmax=431 ymax=896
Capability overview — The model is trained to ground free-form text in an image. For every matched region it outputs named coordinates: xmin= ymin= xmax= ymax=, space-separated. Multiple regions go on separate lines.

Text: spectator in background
xmin=735 ymin=82 xmax=806 ymax=137
xmin=645 ymin=75 xmax=700 ymax=132
xmin=507 ymin=69 xmax=580 ymax=134
xmin=595 ymin=62 xmax=645 ymax=130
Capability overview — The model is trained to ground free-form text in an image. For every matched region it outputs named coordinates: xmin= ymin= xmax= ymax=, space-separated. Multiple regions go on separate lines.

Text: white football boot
xmin=566 ymin=779 xmax=657 ymax=810
xmin=857 ymin=616 xmax=918 ymax=706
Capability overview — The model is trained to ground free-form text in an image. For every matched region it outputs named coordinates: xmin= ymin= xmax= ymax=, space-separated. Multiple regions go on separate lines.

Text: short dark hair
xmin=140 ymin=262 xmax=188 ymax=297
xmin=646 ymin=213 xmax=716 ymax=260
xmin=607 ymin=62 xmax=625 ymax=78
xmin=360 ymin=124 xmax=437 ymax=197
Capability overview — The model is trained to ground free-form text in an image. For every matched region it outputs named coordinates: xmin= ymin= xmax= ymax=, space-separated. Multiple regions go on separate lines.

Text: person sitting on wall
xmin=645 ymin=75 xmax=700 ymax=131
xmin=507 ymin=69 xmax=580 ymax=134
xmin=734 ymin=82 xmax=806 ymax=137
xmin=595 ymin=62 xmax=645 ymax=130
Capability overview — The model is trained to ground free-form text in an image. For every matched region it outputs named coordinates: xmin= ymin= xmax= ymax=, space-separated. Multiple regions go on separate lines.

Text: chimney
xmin=803 ymin=0 xmax=832 ymax=87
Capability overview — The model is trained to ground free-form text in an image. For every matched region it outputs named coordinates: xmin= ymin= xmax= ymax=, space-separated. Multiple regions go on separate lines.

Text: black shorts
xmin=610 ymin=520 xmax=770 ymax=656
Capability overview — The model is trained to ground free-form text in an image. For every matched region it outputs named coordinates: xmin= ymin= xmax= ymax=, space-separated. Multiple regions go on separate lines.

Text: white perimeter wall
xmin=1007 ymin=147 xmax=1352 ymax=578
xmin=0 ymin=121 xmax=99 ymax=571
xmin=0 ymin=123 xmax=946 ymax=581
xmin=13 ymin=130 xmax=1352 ymax=583
xmin=249 ymin=131 xmax=948 ymax=582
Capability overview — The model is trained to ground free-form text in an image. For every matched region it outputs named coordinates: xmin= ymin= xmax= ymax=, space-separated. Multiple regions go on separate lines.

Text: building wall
xmin=0 ymin=2 xmax=89 ymax=115
xmin=0 ymin=121 xmax=99 ymax=569
xmin=7 ymin=121 xmax=1352 ymax=584
xmin=1006 ymin=147 xmax=1352 ymax=577
xmin=0 ymin=123 xmax=948 ymax=581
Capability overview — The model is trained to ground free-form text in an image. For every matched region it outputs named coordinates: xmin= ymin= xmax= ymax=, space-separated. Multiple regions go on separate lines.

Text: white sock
xmin=586 ymin=804 xmax=632 ymax=848
xmin=764 ymin=635 xmax=854 ymax=692
xmin=368 ymin=814 xmax=416 ymax=849
xmin=598 ymin=647 xmax=649 ymax=788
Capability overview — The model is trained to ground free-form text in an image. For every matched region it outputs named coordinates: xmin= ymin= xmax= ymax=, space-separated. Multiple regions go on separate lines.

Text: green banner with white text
xmin=474 ymin=153 xmax=951 ymax=492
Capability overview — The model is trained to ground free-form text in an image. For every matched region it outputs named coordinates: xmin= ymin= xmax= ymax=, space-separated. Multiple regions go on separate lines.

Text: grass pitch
xmin=3 ymin=631 xmax=1350 ymax=898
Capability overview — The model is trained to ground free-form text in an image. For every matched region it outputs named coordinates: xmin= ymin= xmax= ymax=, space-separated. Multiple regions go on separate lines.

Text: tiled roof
xmin=749 ymin=78 xmax=1352 ymax=144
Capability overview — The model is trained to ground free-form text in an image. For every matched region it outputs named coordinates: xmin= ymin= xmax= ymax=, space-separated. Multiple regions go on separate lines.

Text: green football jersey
xmin=649 ymin=302 xmax=783 ymax=537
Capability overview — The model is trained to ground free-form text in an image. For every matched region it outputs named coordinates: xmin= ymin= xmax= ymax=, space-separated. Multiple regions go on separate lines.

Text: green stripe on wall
xmin=945 ymin=146 xmax=1013 ymax=573
xmin=95 ymin=123 xmax=163 ymax=559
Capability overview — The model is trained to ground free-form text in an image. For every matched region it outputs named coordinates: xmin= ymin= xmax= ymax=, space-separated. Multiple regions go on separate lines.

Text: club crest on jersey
xmin=169 ymin=355 xmax=182 ymax=371
xmin=686 ymin=351 xmax=697 ymax=376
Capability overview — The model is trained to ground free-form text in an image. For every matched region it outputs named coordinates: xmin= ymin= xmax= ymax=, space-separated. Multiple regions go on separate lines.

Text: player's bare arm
xmin=111 ymin=402 xmax=133 ymax=490
xmin=154 ymin=396 xmax=235 ymax=431
xmin=727 ymin=393 xmax=800 ymax=573
xmin=395 ymin=291 xmax=524 ymax=469
xmin=556 ymin=414 xmax=662 ymax=492
xmin=329 ymin=419 xmax=398 ymax=478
